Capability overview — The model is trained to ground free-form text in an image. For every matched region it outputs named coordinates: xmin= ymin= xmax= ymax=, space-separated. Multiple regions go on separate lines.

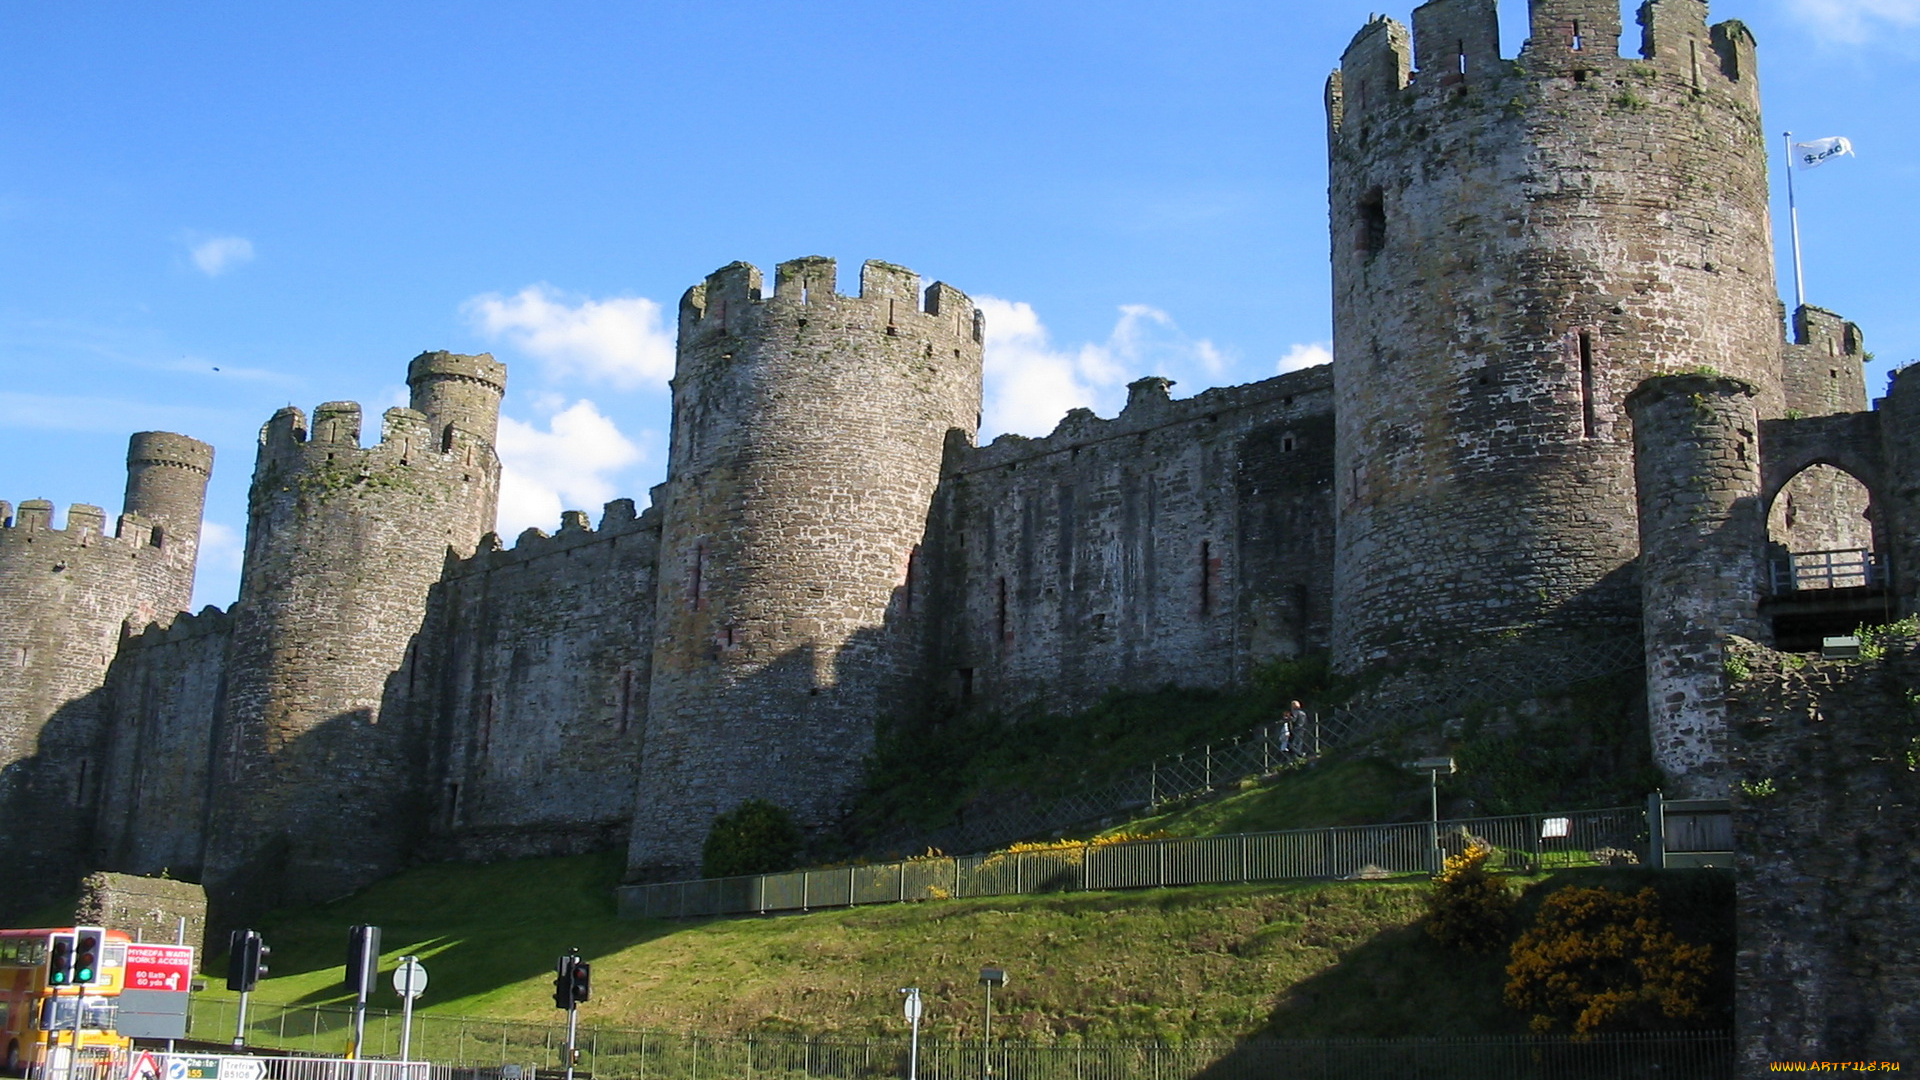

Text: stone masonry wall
xmin=926 ymin=366 xmax=1336 ymax=717
xmin=92 ymin=607 xmax=232 ymax=880
xmin=1768 ymin=307 xmax=1875 ymax=557
xmin=1725 ymin=635 xmax=1919 ymax=1071
xmin=424 ymin=499 xmax=659 ymax=861
xmin=0 ymin=433 xmax=210 ymax=916
xmin=76 ymin=872 xmax=208 ymax=955
xmin=628 ymin=258 xmax=983 ymax=880
xmin=1327 ymin=0 xmax=1780 ymax=671
xmin=201 ymin=355 xmax=504 ymax=916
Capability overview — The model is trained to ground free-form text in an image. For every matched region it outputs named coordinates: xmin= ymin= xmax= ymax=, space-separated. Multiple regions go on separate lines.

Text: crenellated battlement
xmin=446 ymin=498 xmax=662 ymax=578
xmin=678 ymin=257 xmax=984 ymax=353
xmin=124 ymin=604 xmax=233 ymax=647
xmin=956 ymin=364 xmax=1334 ymax=476
xmin=0 ymin=500 xmax=172 ymax=552
xmin=257 ymin=402 xmax=474 ymax=474
xmin=1328 ymin=0 xmax=1758 ymax=136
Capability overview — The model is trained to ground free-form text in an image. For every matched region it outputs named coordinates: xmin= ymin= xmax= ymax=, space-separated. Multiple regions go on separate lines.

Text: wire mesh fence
xmin=616 ymin=805 xmax=1649 ymax=920
xmin=885 ymin=634 xmax=1646 ymax=858
xmin=180 ymin=1004 xmax=1733 ymax=1080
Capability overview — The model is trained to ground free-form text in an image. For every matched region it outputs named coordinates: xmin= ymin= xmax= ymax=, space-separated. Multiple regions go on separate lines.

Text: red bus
xmin=0 ymin=928 xmax=132 ymax=1080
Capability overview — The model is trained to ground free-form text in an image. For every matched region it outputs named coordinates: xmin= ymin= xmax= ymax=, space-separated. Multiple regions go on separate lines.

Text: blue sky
xmin=3 ymin=0 xmax=1916 ymax=610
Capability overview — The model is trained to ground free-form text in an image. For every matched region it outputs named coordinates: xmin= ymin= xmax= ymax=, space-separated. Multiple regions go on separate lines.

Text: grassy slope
xmin=1106 ymin=759 xmax=1424 ymax=838
xmin=205 ymin=850 xmax=1518 ymax=1041
xmin=204 ymin=844 xmax=1733 ymax=1043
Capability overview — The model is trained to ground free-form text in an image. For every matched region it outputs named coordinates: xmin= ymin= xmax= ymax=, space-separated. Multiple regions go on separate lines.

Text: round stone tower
xmin=1627 ymin=373 xmax=1767 ymax=796
xmin=124 ymin=431 xmax=215 ymax=615
xmin=1326 ymin=0 xmax=1781 ymax=669
xmin=627 ymin=257 xmax=984 ymax=880
xmin=203 ymin=353 xmax=505 ymax=913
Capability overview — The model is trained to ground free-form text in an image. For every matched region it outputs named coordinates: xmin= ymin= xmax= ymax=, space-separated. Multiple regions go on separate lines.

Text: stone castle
xmin=0 ymin=0 xmax=1909 ymax=936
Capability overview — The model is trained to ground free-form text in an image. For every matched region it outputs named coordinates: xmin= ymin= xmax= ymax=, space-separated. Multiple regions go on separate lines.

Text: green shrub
xmin=1425 ymin=841 xmax=1515 ymax=952
xmin=701 ymin=798 xmax=802 ymax=878
xmin=1504 ymin=885 xmax=1713 ymax=1035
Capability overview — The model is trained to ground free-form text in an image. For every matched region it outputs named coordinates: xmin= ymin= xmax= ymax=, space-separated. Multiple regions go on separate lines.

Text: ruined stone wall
xmin=1327 ymin=0 xmax=1780 ymax=671
xmin=202 ymin=354 xmax=504 ymax=914
xmin=925 ymin=366 xmax=1335 ymax=717
xmin=424 ymin=500 xmax=658 ymax=861
xmin=628 ymin=258 xmax=983 ymax=880
xmin=1725 ymin=636 xmax=1920 ymax=1071
xmin=92 ymin=608 xmax=231 ymax=880
xmin=0 ymin=434 xmax=210 ymax=915
xmin=76 ymin=872 xmax=208 ymax=954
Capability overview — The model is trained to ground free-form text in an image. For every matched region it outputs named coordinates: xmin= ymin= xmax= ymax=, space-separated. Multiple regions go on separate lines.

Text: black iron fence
xmin=616 ymin=805 xmax=1648 ymax=920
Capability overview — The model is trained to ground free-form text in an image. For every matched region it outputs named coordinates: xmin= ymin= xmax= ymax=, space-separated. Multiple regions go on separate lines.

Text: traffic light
xmin=345 ymin=925 xmax=382 ymax=1000
xmin=71 ymin=928 xmax=104 ymax=986
xmin=248 ymin=934 xmax=272 ymax=985
xmin=226 ymin=930 xmax=269 ymax=992
xmin=552 ymin=953 xmax=575 ymax=1010
xmin=569 ymin=961 xmax=591 ymax=1004
xmin=47 ymin=933 xmax=75 ymax=987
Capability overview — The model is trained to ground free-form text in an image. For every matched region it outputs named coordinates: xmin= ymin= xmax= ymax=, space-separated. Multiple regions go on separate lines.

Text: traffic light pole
xmin=564 ymin=1003 xmax=579 ymax=1080
xmin=232 ymin=989 xmax=251 ymax=1048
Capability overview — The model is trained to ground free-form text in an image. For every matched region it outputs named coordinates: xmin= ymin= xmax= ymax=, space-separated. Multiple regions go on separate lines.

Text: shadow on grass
xmin=1189 ymin=867 xmax=1734 ymax=1078
xmin=212 ymin=849 xmax=686 ymax=1012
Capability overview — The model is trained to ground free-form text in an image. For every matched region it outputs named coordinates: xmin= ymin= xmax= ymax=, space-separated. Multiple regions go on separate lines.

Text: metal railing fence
xmin=178 ymin=1008 xmax=1733 ymax=1080
xmin=139 ymin=1056 xmax=439 ymax=1080
xmin=892 ymin=633 xmax=1645 ymax=857
xmin=1769 ymin=546 xmax=1884 ymax=592
xmin=617 ymin=806 xmax=1648 ymax=920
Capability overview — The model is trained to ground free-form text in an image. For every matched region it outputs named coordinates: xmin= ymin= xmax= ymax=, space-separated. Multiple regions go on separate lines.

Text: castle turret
xmin=1628 ymin=373 xmax=1767 ymax=796
xmin=627 ymin=258 xmax=983 ymax=880
xmin=202 ymin=356 xmax=504 ymax=913
xmin=124 ymin=431 xmax=214 ymax=615
xmin=0 ymin=432 xmax=211 ymax=913
xmin=1326 ymin=0 xmax=1780 ymax=669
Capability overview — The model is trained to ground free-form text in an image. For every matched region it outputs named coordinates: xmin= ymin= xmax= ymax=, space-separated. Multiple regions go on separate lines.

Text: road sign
xmin=125 ymin=943 xmax=196 ymax=992
xmin=392 ymin=957 xmax=429 ymax=998
xmin=903 ymin=993 xmax=922 ymax=1022
xmin=130 ymin=1051 xmax=162 ymax=1080
xmin=166 ymin=1055 xmax=265 ymax=1080
xmin=118 ymin=988 xmax=192 ymax=1039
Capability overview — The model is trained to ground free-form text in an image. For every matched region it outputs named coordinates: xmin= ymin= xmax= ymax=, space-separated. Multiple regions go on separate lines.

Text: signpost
xmin=391 ymin=957 xmax=428 ymax=1063
xmin=899 ymin=987 xmax=923 ymax=1080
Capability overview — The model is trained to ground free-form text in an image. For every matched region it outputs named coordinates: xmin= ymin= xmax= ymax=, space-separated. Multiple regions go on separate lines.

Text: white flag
xmin=1793 ymin=136 xmax=1854 ymax=169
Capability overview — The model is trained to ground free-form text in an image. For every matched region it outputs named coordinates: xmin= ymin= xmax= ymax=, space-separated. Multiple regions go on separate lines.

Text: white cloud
xmin=1787 ymin=0 xmax=1920 ymax=42
xmin=494 ymin=399 xmax=644 ymax=540
xmin=189 ymin=236 xmax=254 ymax=277
xmin=976 ymin=298 xmax=1232 ymax=440
xmin=1277 ymin=341 xmax=1332 ymax=374
xmin=465 ymin=285 xmax=674 ymax=390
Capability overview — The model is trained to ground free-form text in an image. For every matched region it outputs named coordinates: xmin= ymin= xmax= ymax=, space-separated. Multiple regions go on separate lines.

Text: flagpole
xmin=1783 ymin=130 xmax=1806 ymax=309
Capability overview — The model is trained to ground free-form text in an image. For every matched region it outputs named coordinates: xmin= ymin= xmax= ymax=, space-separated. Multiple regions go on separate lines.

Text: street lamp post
xmin=1403 ymin=756 xmax=1457 ymax=875
xmin=979 ymin=967 xmax=1006 ymax=1080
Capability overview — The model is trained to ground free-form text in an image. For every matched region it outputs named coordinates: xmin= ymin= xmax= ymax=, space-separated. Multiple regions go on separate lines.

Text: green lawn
xmin=198 ymin=850 xmax=1519 ymax=1042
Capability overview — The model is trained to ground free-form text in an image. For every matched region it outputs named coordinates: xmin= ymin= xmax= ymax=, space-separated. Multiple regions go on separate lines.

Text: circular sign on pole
xmin=903 ymin=993 xmax=922 ymax=1022
xmin=393 ymin=958 xmax=429 ymax=998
